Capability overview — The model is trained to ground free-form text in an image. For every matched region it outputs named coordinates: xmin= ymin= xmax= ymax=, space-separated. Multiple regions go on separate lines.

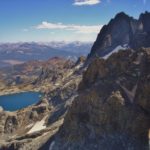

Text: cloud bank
xmin=73 ymin=0 xmax=101 ymax=6
xmin=35 ymin=21 xmax=102 ymax=34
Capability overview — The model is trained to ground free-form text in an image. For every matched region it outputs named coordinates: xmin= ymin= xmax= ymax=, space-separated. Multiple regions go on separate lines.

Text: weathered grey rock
xmin=49 ymin=48 xmax=150 ymax=150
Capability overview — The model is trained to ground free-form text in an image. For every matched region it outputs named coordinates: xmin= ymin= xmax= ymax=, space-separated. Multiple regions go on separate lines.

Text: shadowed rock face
xmin=50 ymin=48 xmax=150 ymax=150
xmin=4 ymin=115 xmax=19 ymax=134
xmin=88 ymin=12 xmax=150 ymax=59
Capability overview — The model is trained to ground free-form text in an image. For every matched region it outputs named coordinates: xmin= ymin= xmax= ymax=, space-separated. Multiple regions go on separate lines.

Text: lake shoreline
xmin=0 ymin=89 xmax=39 ymax=96
xmin=0 ymin=91 xmax=42 ymax=111
xmin=0 ymin=85 xmax=41 ymax=96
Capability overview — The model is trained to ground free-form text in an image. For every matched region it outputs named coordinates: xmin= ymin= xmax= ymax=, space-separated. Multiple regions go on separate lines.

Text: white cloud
xmin=36 ymin=22 xmax=67 ymax=30
xmin=35 ymin=21 xmax=103 ymax=34
xmin=73 ymin=0 xmax=101 ymax=6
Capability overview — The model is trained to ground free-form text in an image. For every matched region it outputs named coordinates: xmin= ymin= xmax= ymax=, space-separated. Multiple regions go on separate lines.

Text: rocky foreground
xmin=48 ymin=48 xmax=150 ymax=150
xmin=0 ymin=57 xmax=85 ymax=149
xmin=41 ymin=12 xmax=150 ymax=150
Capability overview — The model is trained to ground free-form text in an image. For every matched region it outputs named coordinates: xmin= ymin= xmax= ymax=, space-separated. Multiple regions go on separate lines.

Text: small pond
xmin=0 ymin=92 xmax=42 ymax=111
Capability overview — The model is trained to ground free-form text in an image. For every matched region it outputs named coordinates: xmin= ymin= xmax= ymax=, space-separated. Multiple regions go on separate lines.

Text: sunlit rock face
xmin=50 ymin=48 xmax=150 ymax=150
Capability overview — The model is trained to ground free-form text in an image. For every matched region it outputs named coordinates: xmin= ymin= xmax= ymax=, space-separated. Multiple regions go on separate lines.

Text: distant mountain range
xmin=0 ymin=41 xmax=92 ymax=68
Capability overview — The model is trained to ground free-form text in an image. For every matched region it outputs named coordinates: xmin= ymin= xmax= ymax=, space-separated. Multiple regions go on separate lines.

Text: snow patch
xmin=17 ymin=50 xmax=24 ymax=54
xmin=75 ymin=63 xmax=83 ymax=70
xmin=26 ymin=123 xmax=34 ymax=129
xmin=103 ymin=45 xmax=128 ymax=59
xmin=27 ymin=116 xmax=47 ymax=134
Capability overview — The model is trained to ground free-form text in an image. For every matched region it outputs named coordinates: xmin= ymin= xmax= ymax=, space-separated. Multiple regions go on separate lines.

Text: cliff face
xmin=88 ymin=12 xmax=150 ymax=59
xmin=50 ymin=48 xmax=150 ymax=150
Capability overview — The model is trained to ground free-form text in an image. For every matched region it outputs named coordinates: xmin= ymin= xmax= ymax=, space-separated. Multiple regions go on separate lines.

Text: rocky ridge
xmin=0 ymin=57 xmax=75 ymax=96
xmin=88 ymin=11 xmax=150 ymax=59
xmin=48 ymin=48 xmax=150 ymax=150
xmin=0 ymin=57 xmax=85 ymax=149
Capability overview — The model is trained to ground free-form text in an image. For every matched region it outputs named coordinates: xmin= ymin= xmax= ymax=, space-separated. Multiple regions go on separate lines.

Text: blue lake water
xmin=0 ymin=92 xmax=41 ymax=111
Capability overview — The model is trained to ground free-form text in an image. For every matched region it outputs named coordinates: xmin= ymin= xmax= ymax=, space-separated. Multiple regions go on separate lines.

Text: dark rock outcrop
xmin=4 ymin=115 xmax=19 ymax=134
xmin=88 ymin=11 xmax=150 ymax=60
xmin=34 ymin=57 xmax=74 ymax=85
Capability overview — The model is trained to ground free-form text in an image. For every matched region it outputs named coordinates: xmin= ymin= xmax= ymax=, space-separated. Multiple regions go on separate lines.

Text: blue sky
xmin=0 ymin=0 xmax=150 ymax=42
